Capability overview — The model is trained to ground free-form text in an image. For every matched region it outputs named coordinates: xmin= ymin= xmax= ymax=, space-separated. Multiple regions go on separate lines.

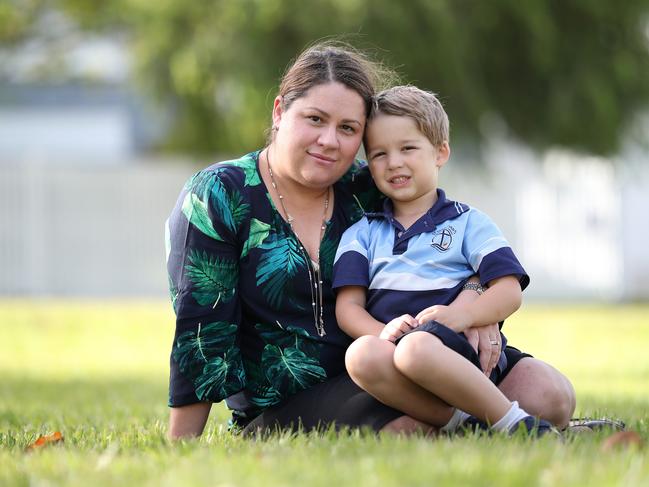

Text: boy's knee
xmin=393 ymin=332 xmax=441 ymax=375
xmin=345 ymin=335 xmax=391 ymax=383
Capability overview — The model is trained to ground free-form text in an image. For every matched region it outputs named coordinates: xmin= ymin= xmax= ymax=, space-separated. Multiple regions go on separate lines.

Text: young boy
xmin=332 ymin=86 xmax=555 ymax=436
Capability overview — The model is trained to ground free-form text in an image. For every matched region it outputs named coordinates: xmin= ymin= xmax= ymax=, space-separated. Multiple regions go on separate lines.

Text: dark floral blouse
xmin=166 ymin=150 xmax=380 ymax=423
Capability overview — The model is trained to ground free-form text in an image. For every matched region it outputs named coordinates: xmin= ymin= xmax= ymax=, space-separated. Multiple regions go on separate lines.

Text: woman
xmin=166 ymin=42 xmax=575 ymax=438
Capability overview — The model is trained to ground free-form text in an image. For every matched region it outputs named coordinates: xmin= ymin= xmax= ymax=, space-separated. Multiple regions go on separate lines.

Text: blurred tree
xmin=0 ymin=0 xmax=45 ymax=44
xmin=3 ymin=0 xmax=649 ymax=156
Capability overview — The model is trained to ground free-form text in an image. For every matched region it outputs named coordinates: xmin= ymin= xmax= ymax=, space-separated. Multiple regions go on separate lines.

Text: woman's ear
xmin=272 ymin=96 xmax=284 ymax=129
xmin=436 ymin=141 xmax=451 ymax=168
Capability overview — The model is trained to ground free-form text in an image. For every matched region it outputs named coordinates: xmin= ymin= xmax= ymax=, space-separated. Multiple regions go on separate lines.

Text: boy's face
xmin=365 ymin=114 xmax=449 ymax=208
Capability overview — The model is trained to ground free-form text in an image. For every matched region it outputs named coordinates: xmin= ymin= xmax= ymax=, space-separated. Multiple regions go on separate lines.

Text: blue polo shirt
xmin=332 ymin=189 xmax=529 ymax=324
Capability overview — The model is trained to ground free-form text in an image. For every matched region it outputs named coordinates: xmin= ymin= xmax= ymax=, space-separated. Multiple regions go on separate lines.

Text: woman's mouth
xmin=308 ymin=152 xmax=336 ymax=164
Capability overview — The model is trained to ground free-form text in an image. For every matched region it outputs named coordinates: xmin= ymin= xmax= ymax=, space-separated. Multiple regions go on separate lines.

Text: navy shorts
xmin=395 ymin=320 xmax=532 ymax=385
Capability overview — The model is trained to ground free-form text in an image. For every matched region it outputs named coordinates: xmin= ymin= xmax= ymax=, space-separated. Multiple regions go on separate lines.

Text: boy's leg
xmin=497 ymin=357 xmax=576 ymax=428
xmin=345 ymin=335 xmax=455 ymax=427
xmin=393 ymin=332 xmax=512 ymax=425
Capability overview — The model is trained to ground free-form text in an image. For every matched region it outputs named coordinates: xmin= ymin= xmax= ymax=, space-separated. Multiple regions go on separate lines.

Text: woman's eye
xmin=341 ymin=125 xmax=356 ymax=134
xmin=308 ymin=115 xmax=321 ymax=123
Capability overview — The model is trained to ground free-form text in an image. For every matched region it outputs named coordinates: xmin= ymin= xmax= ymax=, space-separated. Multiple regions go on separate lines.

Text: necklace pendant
xmin=266 ymin=148 xmax=330 ymax=339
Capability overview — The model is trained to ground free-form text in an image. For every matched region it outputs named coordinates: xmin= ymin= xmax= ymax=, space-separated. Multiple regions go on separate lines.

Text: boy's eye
xmin=369 ymin=151 xmax=385 ymax=160
xmin=402 ymin=146 xmax=417 ymax=151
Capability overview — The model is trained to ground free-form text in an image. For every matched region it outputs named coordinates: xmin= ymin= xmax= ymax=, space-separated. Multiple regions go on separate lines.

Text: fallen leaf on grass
xmin=600 ymin=431 xmax=644 ymax=452
xmin=26 ymin=431 xmax=64 ymax=451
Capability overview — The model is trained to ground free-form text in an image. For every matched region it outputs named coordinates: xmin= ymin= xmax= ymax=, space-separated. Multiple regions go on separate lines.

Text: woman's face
xmin=271 ymin=82 xmax=366 ymax=190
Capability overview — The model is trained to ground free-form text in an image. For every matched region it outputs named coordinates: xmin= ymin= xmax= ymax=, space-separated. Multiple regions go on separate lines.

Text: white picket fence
xmin=1 ymin=147 xmax=647 ymax=300
xmin=0 ymin=159 xmax=197 ymax=297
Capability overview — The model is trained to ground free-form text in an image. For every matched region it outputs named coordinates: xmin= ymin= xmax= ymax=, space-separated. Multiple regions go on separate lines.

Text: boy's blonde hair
xmin=369 ymin=85 xmax=449 ymax=147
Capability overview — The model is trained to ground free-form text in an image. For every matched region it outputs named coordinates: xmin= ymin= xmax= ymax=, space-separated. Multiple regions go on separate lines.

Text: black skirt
xmin=240 ymin=372 xmax=402 ymax=436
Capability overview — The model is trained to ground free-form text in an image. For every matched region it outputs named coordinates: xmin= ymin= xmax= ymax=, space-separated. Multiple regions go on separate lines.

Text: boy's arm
xmin=465 ymin=275 xmax=522 ymax=326
xmin=336 ymin=286 xmax=384 ymax=338
xmin=336 ymin=286 xmax=417 ymax=340
xmin=415 ymin=275 xmax=522 ymax=333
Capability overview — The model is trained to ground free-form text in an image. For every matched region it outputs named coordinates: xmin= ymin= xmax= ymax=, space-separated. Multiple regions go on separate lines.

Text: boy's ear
xmin=435 ymin=141 xmax=450 ymax=168
xmin=272 ymin=96 xmax=284 ymax=128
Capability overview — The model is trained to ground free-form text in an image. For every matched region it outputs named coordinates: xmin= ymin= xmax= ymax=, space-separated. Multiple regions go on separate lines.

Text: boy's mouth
xmin=388 ymin=175 xmax=410 ymax=185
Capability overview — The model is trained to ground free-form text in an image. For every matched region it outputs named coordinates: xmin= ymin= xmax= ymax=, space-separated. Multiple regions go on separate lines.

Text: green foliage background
xmin=2 ymin=0 xmax=649 ymax=156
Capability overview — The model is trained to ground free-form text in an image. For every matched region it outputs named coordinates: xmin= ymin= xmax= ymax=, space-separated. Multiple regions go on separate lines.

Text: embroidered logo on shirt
xmin=431 ymin=226 xmax=456 ymax=251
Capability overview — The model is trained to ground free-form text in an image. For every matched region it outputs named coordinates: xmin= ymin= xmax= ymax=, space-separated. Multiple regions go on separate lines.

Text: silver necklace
xmin=266 ymin=149 xmax=330 ymax=337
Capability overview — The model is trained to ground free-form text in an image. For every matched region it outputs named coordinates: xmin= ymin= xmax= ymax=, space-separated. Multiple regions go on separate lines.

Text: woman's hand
xmin=464 ymin=323 xmax=501 ymax=377
xmin=380 ymin=314 xmax=418 ymax=342
xmin=415 ymin=305 xmax=472 ymax=333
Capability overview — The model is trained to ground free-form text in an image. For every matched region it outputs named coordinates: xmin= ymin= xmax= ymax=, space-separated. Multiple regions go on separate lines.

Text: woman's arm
xmin=336 ymin=286 xmax=417 ymax=341
xmin=166 ymin=167 xmax=247 ymax=438
xmin=169 ymin=402 xmax=212 ymax=440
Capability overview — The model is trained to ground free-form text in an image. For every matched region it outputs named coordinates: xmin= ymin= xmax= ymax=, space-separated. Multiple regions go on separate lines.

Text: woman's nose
xmin=317 ymin=124 xmax=339 ymax=148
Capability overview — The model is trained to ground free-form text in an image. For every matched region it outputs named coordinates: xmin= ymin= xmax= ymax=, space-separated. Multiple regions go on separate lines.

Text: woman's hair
xmin=269 ymin=41 xmax=395 ymax=140
xmin=368 ymin=85 xmax=449 ymax=147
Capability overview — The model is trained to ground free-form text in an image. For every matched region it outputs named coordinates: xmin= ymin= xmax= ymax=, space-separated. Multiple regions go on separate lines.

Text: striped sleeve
xmin=332 ymin=217 xmax=371 ymax=291
xmin=462 ymin=209 xmax=529 ymax=290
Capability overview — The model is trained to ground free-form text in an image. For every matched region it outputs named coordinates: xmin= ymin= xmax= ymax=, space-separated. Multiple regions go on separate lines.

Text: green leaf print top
xmin=166 ymin=151 xmax=380 ymax=424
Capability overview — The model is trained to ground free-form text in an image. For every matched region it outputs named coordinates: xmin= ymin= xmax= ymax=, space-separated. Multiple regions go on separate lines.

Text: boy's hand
xmin=415 ymin=305 xmax=473 ymax=333
xmin=380 ymin=314 xmax=418 ymax=342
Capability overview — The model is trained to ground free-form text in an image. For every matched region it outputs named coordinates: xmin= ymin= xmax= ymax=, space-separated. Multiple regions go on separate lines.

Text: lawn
xmin=1 ymin=300 xmax=648 ymax=486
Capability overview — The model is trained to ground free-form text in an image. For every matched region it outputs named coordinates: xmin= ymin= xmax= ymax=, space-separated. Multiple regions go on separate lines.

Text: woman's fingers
xmin=486 ymin=324 xmax=502 ymax=375
xmin=464 ymin=327 xmax=479 ymax=353
xmin=477 ymin=326 xmax=496 ymax=375
xmin=487 ymin=338 xmax=500 ymax=374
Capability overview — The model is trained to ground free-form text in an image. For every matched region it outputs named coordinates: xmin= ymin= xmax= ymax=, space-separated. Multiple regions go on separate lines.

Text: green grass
xmin=1 ymin=300 xmax=648 ymax=486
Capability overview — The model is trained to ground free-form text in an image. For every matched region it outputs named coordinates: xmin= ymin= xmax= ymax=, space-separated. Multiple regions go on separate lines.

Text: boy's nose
xmin=387 ymin=154 xmax=404 ymax=169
